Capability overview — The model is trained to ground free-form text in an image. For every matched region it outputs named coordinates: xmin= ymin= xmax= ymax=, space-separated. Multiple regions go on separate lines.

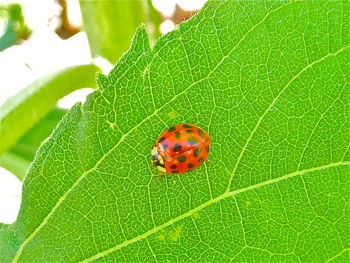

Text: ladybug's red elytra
xmin=151 ymin=124 xmax=211 ymax=174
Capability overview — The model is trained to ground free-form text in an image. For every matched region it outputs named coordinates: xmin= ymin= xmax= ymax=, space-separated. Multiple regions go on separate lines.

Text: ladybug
xmin=151 ymin=124 xmax=211 ymax=174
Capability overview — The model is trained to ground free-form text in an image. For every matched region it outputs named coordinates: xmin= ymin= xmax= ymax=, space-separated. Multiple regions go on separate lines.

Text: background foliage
xmin=0 ymin=0 xmax=161 ymax=179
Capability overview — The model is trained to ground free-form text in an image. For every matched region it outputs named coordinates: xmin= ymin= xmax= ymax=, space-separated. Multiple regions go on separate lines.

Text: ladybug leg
xmin=157 ymin=172 xmax=167 ymax=181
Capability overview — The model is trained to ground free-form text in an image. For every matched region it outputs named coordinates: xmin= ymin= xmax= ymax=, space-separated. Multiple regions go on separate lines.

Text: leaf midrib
xmin=80 ymin=161 xmax=349 ymax=263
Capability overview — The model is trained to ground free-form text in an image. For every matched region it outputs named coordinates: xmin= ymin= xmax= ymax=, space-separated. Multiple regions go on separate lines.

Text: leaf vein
xmin=79 ymin=161 xmax=349 ymax=263
xmin=226 ymin=44 xmax=350 ymax=192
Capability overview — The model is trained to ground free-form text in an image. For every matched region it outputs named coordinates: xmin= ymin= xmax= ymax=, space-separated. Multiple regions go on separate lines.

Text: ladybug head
xmin=150 ymin=145 xmax=166 ymax=173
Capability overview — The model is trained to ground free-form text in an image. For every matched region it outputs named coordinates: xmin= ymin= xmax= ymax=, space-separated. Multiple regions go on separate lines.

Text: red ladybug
xmin=151 ymin=124 xmax=211 ymax=174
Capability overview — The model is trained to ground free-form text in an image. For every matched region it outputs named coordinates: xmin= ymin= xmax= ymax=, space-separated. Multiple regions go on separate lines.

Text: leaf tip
xmin=131 ymin=24 xmax=151 ymax=52
xmin=96 ymin=73 xmax=108 ymax=88
xmin=107 ymin=24 xmax=152 ymax=81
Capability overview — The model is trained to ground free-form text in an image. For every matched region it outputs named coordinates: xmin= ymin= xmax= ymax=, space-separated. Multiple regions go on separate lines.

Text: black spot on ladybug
xmin=171 ymin=164 xmax=177 ymax=169
xmin=172 ymin=171 xmax=178 ymax=174
xmin=199 ymin=158 xmax=204 ymax=162
xmin=183 ymin=124 xmax=193 ymax=128
xmin=188 ymin=137 xmax=198 ymax=145
xmin=194 ymin=148 xmax=201 ymax=157
xmin=177 ymin=155 xmax=186 ymax=162
xmin=187 ymin=163 xmax=194 ymax=168
xmin=205 ymin=146 xmax=210 ymax=152
xmin=168 ymin=126 xmax=176 ymax=132
xmin=185 ymin=130 xmax=193 ymax=133
xmin=198 ymin=129 xmax=204 ymax=138
xmin=163 ymin=144 xmax=169 ymax=149
xmin=175 ymin=131 xmax=181 ymax=139
xmin=159 ymin=137 xmax=165 ymax=143
xmin=173 ymin=144 xmax=182 ymax=152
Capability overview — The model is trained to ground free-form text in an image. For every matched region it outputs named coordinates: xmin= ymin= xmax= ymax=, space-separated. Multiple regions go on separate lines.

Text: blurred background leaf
xmin=80 ymin=0 xmax=161 ymax=63
xmin=0 ymin=153 xmax=29 ymax=181
xmin=0 ymin=64 xmax=99 ymax=164
xmin=8 ymin=108 xmax=66 ymax=162
xmin=0 ymin=108 xmax=66 ymax=180
xmin=0 ymin=3 xmax=31 ymax=51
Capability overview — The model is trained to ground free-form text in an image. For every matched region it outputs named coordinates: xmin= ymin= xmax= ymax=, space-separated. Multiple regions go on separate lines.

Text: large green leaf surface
xmin=2 ymin=0 xmax=350 ymax=262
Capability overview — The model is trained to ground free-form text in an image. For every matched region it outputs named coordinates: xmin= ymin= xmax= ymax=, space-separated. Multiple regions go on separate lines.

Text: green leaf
xmin=145 ymin=0 xmax=161 ymax=40
xmin=0 ymin=19 xmax=16 ymax=51
xmin=0 ymin=3 xmax=31 ymax=51
xmin=0 ymin=64 xmax=99 ymax=156
xmin=8 ymin=108 xmax=67 ymax=162
xmin=0 ymin=152 xmax=30 ymax=181
xmin=0 ymin=108 xmax=66 ymax=179
xmin=0 ymin=224 xmax=17 ymax=263
xmin=80 ymin=0 xmax=161 ymax=63
xmin=2 ymin=0 xmax=350 ymax=262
